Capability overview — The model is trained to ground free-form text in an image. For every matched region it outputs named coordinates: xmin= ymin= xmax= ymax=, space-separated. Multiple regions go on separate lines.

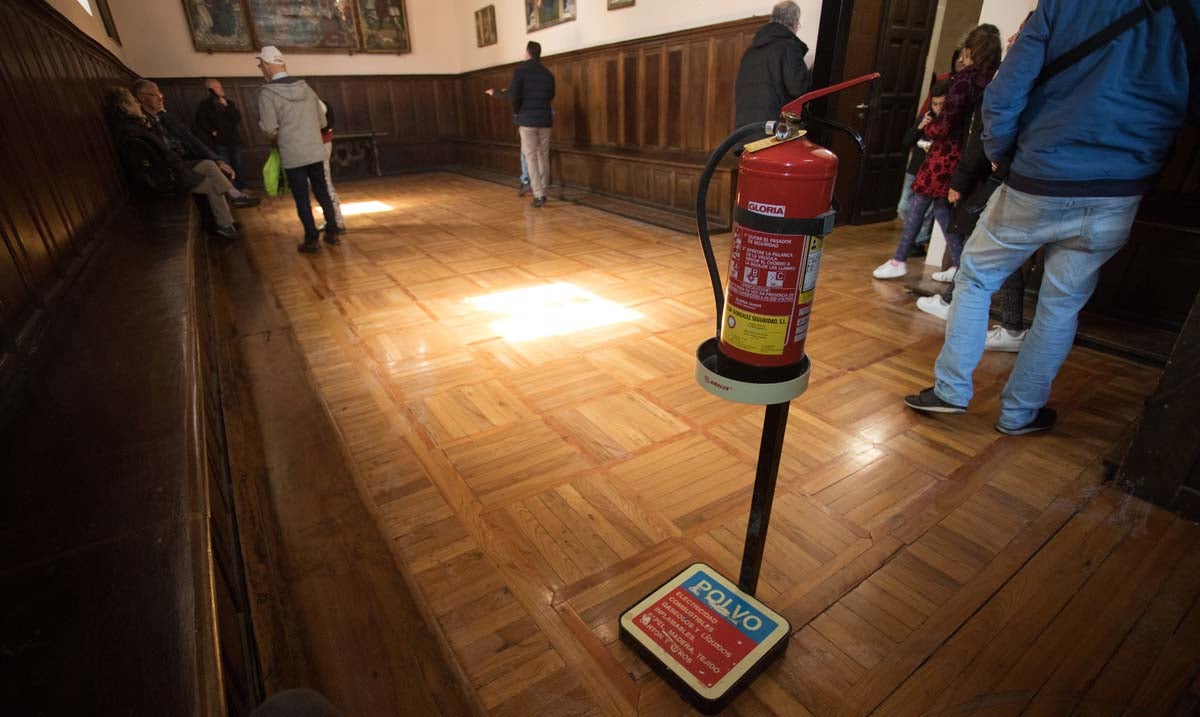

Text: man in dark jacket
xmin=734 ymin=1 xmax=811 ymax=128
xmin=131 ymin=75 xmax=258 ymax=225
xmin=134 ymin=80 xmax=229 ymax=175
xmin=506 ymin=41 xmax=555 ymax=208
xmin=195 ymin=78 xmax=248 ymax=190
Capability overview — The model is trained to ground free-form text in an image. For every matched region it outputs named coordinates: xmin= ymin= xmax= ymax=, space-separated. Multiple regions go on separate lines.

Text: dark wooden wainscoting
xmin=0 ymin=0 xmax=134 ymax=420
xmin=156 ymin=74 xmax=465 ymax=183
xmin=1079 ymin=126 xmax=1200 ymax=362
xmin=157 ymin=17 xmax=769 ymax=230
xmin=455 ymin=17 xmax=765 ymax=228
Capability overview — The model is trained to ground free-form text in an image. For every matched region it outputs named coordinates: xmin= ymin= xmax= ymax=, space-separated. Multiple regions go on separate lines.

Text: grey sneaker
xmin=904 ymin=387 xmax=967 ymax=414
xmin=996 ymin=408 xmax=1057 ymax=436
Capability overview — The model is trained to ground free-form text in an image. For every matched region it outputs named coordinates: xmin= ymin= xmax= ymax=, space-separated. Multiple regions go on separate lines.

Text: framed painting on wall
xmin=525 ymin=0 xmax=575 ymax=33
xmin=608 ymin=0 xmax=634 ymax=8
xmin=247 ymin=0 xmax=358 ymax=51
xmin=358 ymin=0 xmax=412 ymax=53
xmin=475 ymin=5 xmax=497 ymax=47
xmin=181 ymin=0 xmax=255 ymax=52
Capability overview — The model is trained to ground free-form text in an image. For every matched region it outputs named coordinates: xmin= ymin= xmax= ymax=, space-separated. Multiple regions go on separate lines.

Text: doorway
xmin=815 ymin=0 xmax=990 ymax=225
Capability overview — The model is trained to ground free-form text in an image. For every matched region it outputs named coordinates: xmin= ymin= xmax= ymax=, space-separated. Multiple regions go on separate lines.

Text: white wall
xmin=979 ymin=0 xmax=1037 ymax=45
xmin=456 ymin=0 xmax=821 ymax=72
xmin=45 ymin=0 xmax=127 ymax=61
xmin=99 ymin=0 xmax=818 ymax=78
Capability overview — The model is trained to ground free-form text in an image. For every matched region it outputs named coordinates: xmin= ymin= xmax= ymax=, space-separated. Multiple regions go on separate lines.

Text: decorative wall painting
xmin=247 ymin=0 xmax=358 ymax=51
xmin=359 ymin=0 xmax=412 ymax=52
xmin=608 ymin=0 xmax=635 ymax=9
xmin=525 ymin=0 xmax=575 ymax=33
xmin=182 ymin=0 xmax=255 ymax=51
xmin=475 ymin=5 xmax=497 ymax=48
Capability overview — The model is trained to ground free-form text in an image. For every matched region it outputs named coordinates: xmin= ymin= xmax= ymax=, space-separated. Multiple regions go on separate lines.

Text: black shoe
xmin=996 ymin=408 xmax=1057 ymax=436
xmin=532 ymin=196 xmax=546 ymax=208
xmin=323 ymin=229 xmax=341 ymax=246
xmin=297 ymin=239 xmax=321 ymax=254
xmin=904 ymin=387 xmax=967 ymax=414
xmin=213 ymin=224 xmax=238 ymax=239
xmin=518 ymin=182 xmax=531 ymax=197
xmin=230 ymin=195 xmax=261 ymax=209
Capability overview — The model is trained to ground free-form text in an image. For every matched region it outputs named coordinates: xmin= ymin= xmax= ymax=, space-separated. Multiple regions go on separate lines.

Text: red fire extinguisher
xmin=696 ymin=73 xmax=880 ymax=392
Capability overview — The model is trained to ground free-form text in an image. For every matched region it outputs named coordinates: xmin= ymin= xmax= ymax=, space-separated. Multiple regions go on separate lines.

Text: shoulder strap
xmin=1036 ymin=0 xmax=1171 ymax=87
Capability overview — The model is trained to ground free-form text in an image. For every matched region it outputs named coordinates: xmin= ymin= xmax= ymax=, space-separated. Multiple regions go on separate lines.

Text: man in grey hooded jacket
xmin=256 ymin=46 xmax=341 ymax=253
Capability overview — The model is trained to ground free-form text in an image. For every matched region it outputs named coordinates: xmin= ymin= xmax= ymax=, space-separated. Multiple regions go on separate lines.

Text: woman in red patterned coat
xmin=873 ymin=24 xmax=1002 ymax=280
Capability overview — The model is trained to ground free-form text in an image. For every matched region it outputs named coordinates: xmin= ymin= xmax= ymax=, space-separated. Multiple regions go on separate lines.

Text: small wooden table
xmin=330 ymin=131 xmax=387 ymax=177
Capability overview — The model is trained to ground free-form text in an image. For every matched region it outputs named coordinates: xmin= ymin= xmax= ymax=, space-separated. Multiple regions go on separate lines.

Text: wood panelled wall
xmin=0 ymin=0 xmax=133 ymax=416
xmin=457 ymin=17 xmax=762 ymax=225
xmin=157 ymin=74 xmax=465 ymax=186
xmin=157 ymin=17 xmax=766 ymax=227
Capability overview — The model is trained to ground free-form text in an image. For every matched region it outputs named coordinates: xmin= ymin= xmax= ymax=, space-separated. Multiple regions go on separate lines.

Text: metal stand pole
xmin=738 ymin=401 xmax=791 ymax=596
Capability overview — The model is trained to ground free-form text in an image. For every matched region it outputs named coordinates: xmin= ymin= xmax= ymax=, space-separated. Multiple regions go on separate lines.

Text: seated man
xmin=132 ymin=78 xmax=258 ymax=210
xmin=107 ymin=87 xmax=242 ymax=238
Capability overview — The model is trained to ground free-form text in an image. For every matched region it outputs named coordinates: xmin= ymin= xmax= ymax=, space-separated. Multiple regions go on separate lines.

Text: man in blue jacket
xmin=506 ymin=41 xmax=555 ymax=208
xmin=905 ymin=0 xmax=1197 ymax=435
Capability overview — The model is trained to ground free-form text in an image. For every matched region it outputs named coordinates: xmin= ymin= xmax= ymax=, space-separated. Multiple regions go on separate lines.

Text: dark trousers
xmin=285 ymin=162 xmax=338 ymax=241
xmin=213 ymin=144 xmax=245 ymax=190
xmin=893 ymin=193 xmax=962 ymax=264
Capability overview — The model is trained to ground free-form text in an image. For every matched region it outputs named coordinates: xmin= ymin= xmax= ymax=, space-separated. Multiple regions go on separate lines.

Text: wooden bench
xmin=331 ymin=130 xmax=388 ymax=177
xmin=0 ymin=197 xmax=259 ymax=714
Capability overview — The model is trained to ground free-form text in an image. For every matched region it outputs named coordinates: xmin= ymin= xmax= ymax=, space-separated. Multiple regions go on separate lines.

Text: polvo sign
xmin=619 ymin=563 xmax=790 ymax=713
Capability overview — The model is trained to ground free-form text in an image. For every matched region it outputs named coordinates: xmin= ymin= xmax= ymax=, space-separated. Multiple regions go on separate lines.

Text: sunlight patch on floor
xmin=466 ymin=282 xmax=642 ymax=342
xmin=338 ymin=200 xmax=394 ymax=216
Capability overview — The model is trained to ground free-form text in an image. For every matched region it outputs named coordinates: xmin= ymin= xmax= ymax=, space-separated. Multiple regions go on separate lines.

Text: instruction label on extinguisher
xmin=723 ymin=226 xmax=821 ymax=356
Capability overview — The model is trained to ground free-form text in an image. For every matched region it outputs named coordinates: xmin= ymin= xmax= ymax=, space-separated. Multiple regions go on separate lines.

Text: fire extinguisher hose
xmin=695 ymin=122 xmax=772 ymax=337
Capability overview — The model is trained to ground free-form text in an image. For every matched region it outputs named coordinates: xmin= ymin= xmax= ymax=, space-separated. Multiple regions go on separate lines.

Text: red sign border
xmin=619 ymin=563 xmax=791 ymax=704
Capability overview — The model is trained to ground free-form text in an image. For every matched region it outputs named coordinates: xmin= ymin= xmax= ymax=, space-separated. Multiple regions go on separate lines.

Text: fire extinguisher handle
xmin=803 ymin=110 xmax=868 ymax=154
xmin=780 ymin=72 xmax=880 ymax=118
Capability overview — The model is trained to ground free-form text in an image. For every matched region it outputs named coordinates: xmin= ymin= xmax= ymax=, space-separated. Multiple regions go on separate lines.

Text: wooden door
xmin=827 ymin=0 xmax=939 ymax=224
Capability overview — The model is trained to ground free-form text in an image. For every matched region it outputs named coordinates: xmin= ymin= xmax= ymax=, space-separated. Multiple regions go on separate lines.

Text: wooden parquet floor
xmin=232 ymin=173 xmax=1200 ymax=716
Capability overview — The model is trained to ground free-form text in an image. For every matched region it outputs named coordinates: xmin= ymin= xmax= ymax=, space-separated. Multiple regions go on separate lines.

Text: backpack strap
xmin=1036 ymin=0 xmax=1171 ymax=87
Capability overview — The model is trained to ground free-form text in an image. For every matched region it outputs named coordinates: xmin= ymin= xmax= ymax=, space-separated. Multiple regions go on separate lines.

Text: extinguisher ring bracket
xmin=695 ymin=339 xmax=811 ymax=406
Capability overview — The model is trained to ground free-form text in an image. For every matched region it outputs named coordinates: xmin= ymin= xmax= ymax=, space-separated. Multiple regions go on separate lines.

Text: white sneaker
xmin=873 ymin=260 xmax=907 ymax=280
xmin=916 ymin=295 xmax=950 ymax=320
xmin=985 ymin=326 xmax=1027 ymax=352
xmin=931 ymin=267 xmax=958 ymax=283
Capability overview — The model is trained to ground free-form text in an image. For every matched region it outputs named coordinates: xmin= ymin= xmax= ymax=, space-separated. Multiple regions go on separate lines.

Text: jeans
xmin=897 ymin=172 xmax=934 ymax=246
xmin=933 ymin=185 xmax=1141 ymax=429
xmin=285 ymin=161 xmax=339 ymax=242
xmin=213 ymin=144 xmax=245 ymax=190
xmin=520 ymin=151 xmax=529 ymax=185
xmin=894 ymin=193 xmax=961 ymax=264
